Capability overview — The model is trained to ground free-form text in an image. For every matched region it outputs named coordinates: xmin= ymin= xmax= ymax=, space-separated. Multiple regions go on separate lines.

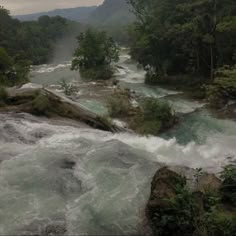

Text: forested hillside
xmin=15 ymin=0 xmax=134 ymax=45
xmin=128 ymin=0 xmax=236 ymax=106
xmin=129 ymin=0 xmax=236 ymax=79
xmin=89 ymin=0 xmax=134 ymax=26
xmin=15 ymin=6 xmax=96 ymax=23
xmin=0 ymin=6 xmax=83 ymax=86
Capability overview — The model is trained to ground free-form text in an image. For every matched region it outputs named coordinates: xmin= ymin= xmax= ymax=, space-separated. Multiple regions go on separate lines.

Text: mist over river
xmin=0 ymin=52 xmax=235 ymax=234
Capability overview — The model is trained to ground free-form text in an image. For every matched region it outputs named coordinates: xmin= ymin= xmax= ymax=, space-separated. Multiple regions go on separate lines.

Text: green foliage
xmin=0 ymin=47 xmax=13 ymax=72
xmin=107 ymin=94 xmax=131 ymax=118
xmin=0 ymin=47 xmax=30 ymax=86
xmin=220 ymin=164 xmax=236 ymax=206
xmin=128 ymin=0 xmax=236 ymax=82
xmin=150 ymin=180 xmax=197 ymax=236
xmin=79 ymin=66 xmax=114 ymax=80
xmin=131 ymin=98 xmax=175 ymax=135
xmin=0 ymin=6 xmax=86 ymax=86
xmin=32 ymin=93 xmax=51 ymax=116
xmin=0 ymin=86 xmax=8 ymax=106
xmin=206 ymin=65 xmax=236 ymax=108
xmin=205 ymin=210 xmax=236 ymax=236
xmin=148 ymin=167 xmax=236 ymax=236
xmin=59 ymin=79 xmax=77 ymax=96
xmin=71 ymin=29 xmax=119 ymax=80
xmin=0 ymin=6 xmax=84 ymax=65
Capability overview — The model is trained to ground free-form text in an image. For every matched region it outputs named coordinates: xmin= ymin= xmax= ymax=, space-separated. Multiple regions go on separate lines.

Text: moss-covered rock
xmin=130 ymin=98 xmax=176 ymax=135
xmin=146 ymin=167 xmax=236 ymax=236
xmin=0 ymin=88 xmax=123 ymax=133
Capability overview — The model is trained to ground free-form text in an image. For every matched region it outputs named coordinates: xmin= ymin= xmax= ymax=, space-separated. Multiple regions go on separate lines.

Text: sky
xmin=0 ymin=0 xmax=104 ymax=15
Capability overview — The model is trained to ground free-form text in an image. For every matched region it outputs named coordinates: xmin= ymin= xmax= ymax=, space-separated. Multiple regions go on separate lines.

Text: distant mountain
xmin=14 ymin=0 xmax=134 ymax=44
xmin=14 ymin=0 xmax=134 ymax=26
xmin=89 ymin=0 xmax=134 ymax=26
xmin=14 ymin=6 xmax=97 ymax=22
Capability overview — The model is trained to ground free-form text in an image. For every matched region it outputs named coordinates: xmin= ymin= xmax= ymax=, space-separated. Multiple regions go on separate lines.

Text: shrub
xmin=149 ymin=175 xmax=198 ymax=236
xmin=59 ymin=79 xmax=77 ymax=96
xmin=206 ymin=65 xmax=236 ymax=108
xmin=107 ymin=94 xmax=131 ymax=118
xmin=130 ymin=98 xmax=175 ymax=135
xmin=0 ymin=86 xmax=8 ymax=106
xmin=220 ymin=164 xmax=236 ymax=206
xmin=80 ymin=66 xmax=114 ymax=80
xmin=205 ymin=210 xmax=236 ymax=236
xmin=32 ymin=93 xmax=51 ymax=116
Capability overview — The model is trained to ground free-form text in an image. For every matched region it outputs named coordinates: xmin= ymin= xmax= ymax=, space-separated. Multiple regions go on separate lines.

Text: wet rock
xmin=60 ymin=159 xmax=76 ymax=169
xmin=41 ymin=224 xmax=67 ymax=236
xmin=147 ymin=167 xmax=186 ymax=211
xmin=196 ymin=172 xmax=221 ymax=193
xmin=146 ymin=167 xmax=204 ymax=236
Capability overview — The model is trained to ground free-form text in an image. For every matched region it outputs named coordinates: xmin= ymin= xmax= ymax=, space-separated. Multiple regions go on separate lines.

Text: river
xmin=0 ymin=52 xmax=235 ymax=235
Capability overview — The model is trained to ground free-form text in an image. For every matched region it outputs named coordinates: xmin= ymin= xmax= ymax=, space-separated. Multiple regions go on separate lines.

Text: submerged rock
xmin=41 ymin=224 xmax=67 ymax=236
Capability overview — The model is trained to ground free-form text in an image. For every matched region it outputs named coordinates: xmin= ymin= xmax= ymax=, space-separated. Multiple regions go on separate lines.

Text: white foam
xmin=0 ymin=113 xmax=235 ymax=234
xmin=32 ymin=62 xmax=71 ymax=74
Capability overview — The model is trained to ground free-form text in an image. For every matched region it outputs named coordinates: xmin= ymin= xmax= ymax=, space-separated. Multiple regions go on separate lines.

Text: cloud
xmin=0 ymin=0 xmax=104 ymax=15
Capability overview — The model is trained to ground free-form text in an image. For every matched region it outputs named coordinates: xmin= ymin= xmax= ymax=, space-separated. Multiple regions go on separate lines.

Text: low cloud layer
xmin=0 ymin=0 xmax=103 ymax=15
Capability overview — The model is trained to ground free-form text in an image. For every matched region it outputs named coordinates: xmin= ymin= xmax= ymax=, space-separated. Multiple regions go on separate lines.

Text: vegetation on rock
xmin=71 ymin=29 xmax=119 ymax=80
xmin=59 ymin=79 xmax=77 ymax=97
xmin=107 ymin=92 xmax=176 ymax=135
xmin=207 ymin=65 xmax=236 ymax=108
xmin=107 ymin=92 xmax=132 ymax=118
xmin=146 ymin=167 xmax=236 ymax=236
xmin=130 ymin=98 xmax=176 ymax=135
xmin=0 ymin=88 xmax=122 ymax=133
xmin=220 ymin=164 xmax=236 ymax=206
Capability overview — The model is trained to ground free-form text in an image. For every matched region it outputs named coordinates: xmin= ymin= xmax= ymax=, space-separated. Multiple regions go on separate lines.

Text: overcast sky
xmin=0 ymin=0 xmax=104 ymax=15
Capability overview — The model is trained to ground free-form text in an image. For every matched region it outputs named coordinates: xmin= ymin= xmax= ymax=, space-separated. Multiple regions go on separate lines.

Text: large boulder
xmin=146 ymin=167 xmax=196 ymax=236
xmin=145 ymin=167 xmax=235 ymax=236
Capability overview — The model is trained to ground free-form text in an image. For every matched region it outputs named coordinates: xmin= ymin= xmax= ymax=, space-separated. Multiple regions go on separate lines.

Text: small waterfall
xmin=0 ymin=113 xmax=235 ymax=234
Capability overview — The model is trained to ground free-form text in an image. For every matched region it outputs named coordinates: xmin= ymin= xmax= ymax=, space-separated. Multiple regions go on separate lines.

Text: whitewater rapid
xmin=0 ymin=51 xmax=235 ymax=234
xmin=0 ymin=113 xmax=235 ymax=234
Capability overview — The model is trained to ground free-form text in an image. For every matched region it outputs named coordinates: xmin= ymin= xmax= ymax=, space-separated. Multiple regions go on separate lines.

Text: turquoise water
xmin=0 ymin=56 xmax=234 ymax=234
xmin=78 ymin=99 xmax=109 ymax=116
xmin=30 ymin=58 xmax=236 ymax=145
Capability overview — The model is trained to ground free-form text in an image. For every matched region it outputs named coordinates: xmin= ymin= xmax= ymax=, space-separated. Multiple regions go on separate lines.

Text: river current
xmin=0 ymin=53 xmax=235 ymax=234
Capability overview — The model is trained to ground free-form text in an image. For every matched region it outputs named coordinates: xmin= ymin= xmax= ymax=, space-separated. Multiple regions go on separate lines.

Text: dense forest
xmin=128 ymin=0 xmax=236 ymax=107
xmin=0 ymin=6 xmax=84 ymax=86
xmin=129 ymin=0 xmax=236 ymax=79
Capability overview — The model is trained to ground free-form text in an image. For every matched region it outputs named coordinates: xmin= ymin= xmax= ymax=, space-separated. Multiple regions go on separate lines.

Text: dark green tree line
xmin=128 ymin=0 xmax=236 ymax=82
xmin=0 ymin=6 xmax=84 ymax=86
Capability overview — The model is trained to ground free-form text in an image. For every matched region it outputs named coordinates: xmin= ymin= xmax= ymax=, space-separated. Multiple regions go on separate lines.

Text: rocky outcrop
xmin=196 ymin=172 xmax=221 ymax=193
xmin=1 ymin=87 xmax=125 ymax=133
xmin=145 ymin=167 xmax=236 ymax=236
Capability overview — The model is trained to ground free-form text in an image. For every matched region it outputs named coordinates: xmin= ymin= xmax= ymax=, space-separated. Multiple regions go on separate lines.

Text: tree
xmin=128 ymin=0 xmax=236 ymax=83
xmin=0 ymin=47 xmax=13 ymax=84
xmin=71 ymin=29 xmax=119 ymax=80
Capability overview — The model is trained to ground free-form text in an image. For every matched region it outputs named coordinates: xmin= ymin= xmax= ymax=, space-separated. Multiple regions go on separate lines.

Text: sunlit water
xmin=0 ymin=53 xmax=235 ymax=234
